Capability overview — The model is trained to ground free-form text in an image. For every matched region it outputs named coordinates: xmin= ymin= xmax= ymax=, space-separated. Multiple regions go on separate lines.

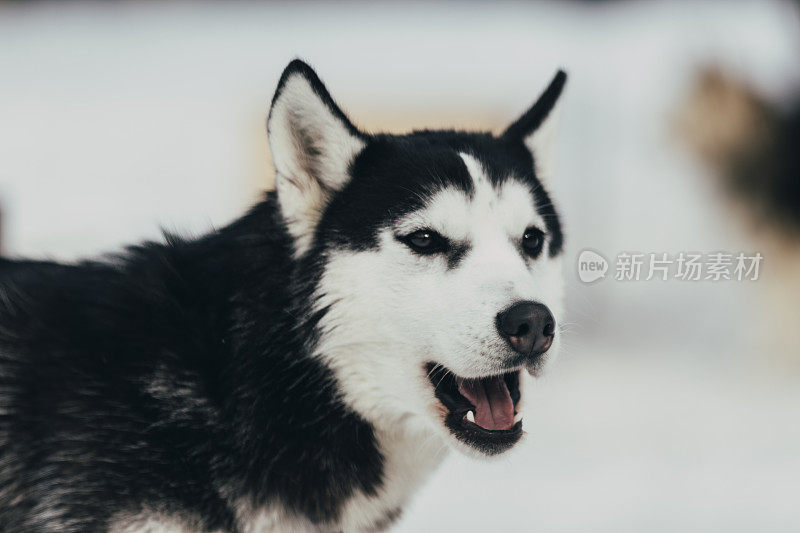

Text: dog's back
xmin=0 ymin=204 xmax=387 ymax=532
xmin=0 ymin=244 xmax=243 ymax=532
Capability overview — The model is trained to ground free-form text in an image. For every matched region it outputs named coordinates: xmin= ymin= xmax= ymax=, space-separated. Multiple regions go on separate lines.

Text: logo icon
xmin=577 ymin=249 xmax=608 ymax=283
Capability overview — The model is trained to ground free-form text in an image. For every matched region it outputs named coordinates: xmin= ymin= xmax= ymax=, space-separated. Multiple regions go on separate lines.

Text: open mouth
xmin=426 ymin=363 xmax=523 ymax=454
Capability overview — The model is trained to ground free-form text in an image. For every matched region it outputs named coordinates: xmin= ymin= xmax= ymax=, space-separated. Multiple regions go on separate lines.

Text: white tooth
xmin=514 ymin=412 xmax=523 ymax=423
xmin=466 ymin=410 xmax=475 ymax=423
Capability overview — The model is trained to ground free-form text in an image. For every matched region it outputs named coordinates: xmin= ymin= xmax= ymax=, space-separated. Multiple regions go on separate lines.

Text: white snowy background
xmin=1 ymin=1 xmax=799 ymax=531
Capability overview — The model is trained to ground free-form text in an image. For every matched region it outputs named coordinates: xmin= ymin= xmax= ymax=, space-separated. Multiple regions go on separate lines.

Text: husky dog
xmin=0 ymin=60 xmax=567 ymax=532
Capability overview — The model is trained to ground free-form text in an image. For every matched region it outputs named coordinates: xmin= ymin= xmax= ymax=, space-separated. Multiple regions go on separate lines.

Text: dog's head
xmin=268 ymin=60 xmax=566 ymax=456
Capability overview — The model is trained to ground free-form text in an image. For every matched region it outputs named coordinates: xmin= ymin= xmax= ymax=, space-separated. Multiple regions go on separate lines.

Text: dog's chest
xmin=239 ymin=423 xmax=447 ymax=532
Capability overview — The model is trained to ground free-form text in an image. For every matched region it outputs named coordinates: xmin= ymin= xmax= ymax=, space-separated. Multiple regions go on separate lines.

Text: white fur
xmin=109 ymin=511 xmax=224 ymax=533
xmin=230 ymin=423 xmax=445 ymax=532
xmin=522 ymin=98 xmax=564 ymax=184
xmin=108 ymin=152 xmax=565 ymax=529
xmin=307 ymin=152 xmax=564 ymax=519
xmin=268 ymin=73 xmax=364 ymax=257
xmin=265 ymin=65 xmax=566 ymax=526
xmin=233 ymin=502 xmax=316 ymax=533
xmin=335 ymin=423 xmax=447 ymax=531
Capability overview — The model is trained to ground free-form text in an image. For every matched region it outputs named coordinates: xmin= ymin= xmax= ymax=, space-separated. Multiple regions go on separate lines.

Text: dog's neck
xmin=332 ymin=421 xmax=449 ymax=531
xmin=192 ymin=195 xmax=443 ymax=530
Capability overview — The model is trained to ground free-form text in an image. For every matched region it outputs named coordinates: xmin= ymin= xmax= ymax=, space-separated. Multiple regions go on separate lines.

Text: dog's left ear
xmin=502 ymin=70 xmax=567 ymax=182
xmin=268 ymin=60 xmax=366 ymax=256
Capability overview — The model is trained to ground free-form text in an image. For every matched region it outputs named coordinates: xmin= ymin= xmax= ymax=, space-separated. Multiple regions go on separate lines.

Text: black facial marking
xmin=317 ymin=136 xmax=474 ymax=251
xmin=315 ymin=131 xmax=563 ymax=258
xmin=537 ymin=186 xmax=563 ymax=258
xmin=446 ymin=242 xmax=471 ymax=270
xmin=464 ymin=137 xmax=563 ymax=257
xmin=398 ymin=229 xmax=450 ymax=255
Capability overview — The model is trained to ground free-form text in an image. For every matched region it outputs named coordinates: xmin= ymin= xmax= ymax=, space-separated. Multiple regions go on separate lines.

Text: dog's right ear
xmin=268 ymin=60 xmax=366 ymax=256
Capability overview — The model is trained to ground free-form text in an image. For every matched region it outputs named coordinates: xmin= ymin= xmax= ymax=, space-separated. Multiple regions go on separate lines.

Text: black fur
xmin=502 ymin=70 xmax=567 ymax=140
xmin=271 ymin=59 xmax=367 ymax=142
xmin=0 ymin=196 xmax=385 ymax=532
xmin=0 ymin=59 xmax=565 ymax=532
xmin=322 ymin=130 xmax=563 ymax=257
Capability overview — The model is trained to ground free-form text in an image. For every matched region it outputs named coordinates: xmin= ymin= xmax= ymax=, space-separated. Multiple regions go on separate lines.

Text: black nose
xmin=496 ymin=302 xmax=555 ymax=356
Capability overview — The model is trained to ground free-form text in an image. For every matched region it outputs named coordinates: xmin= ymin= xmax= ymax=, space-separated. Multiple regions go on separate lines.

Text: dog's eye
xmin=401 ymin=229 xmax=448 ymax=254
xmin=522 ymin=228 xmax=545 ymax=257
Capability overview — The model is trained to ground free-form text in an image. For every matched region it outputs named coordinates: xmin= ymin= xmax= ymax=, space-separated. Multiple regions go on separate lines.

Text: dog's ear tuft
xmin=268 ymin=59 xmax=366 ymax=255
xmin=502 ymin=70 xmax=567 ymax=182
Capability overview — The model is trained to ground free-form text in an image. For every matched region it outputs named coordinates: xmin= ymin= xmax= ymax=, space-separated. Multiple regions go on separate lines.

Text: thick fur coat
xmin=0 ymin=60 xmax=567 ymax=532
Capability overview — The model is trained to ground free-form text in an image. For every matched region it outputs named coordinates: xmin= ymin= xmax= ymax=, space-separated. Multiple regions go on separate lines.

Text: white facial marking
xmin=314 ymin=150 xmax=563 ymax=458
xmin=394 ymin=159 xmax=546 ymax=246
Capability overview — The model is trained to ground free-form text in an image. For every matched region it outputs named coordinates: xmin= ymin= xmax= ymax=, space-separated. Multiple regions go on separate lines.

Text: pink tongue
xmin=457 ymin=376 xmax=515 ymax=431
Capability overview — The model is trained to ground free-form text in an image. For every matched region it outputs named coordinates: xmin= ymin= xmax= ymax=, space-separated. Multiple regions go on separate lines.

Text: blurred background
xmin=1 ymin=1 xmax=799 ymax=531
